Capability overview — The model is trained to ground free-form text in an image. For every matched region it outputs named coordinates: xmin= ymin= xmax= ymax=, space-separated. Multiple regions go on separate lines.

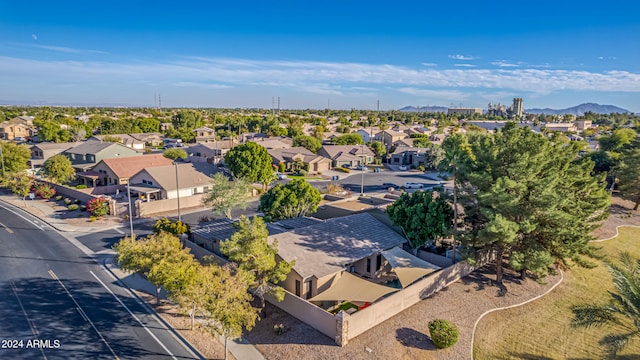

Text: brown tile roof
xmin=99 ymin=154 xmax=173 ymax=179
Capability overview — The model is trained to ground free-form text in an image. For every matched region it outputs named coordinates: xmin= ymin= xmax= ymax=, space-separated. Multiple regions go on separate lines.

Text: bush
xmin=428 ymin=319 xmax=459 ymax=349
xmin=81 ymin=205 xmax=87 ymax=211
xmin=335 ymin=167 xmax=350 ymax=173
xmin=64 ymin=198 xmax=72 ymax=205
xmin=153 ymin=217 xmax=190 ymax=236
xmin=74 ymin=199 xmax=80 ymax=204
xmin=55 ymin=195 xmax=63 ymax=201
xmin=90 ymin=216 xmax=96 ymax=222
xmin=68 ymin=204 xmax=78 ymax=211
xmin=34 ymin=182 xmax=56 ymax=199
xmin=296 ymin=169 xmax=308 ymax=176
xmin=87 ymin=197 xmax=109 ymax=217
xmin=75 ymin=184 xmax=87 ymax=189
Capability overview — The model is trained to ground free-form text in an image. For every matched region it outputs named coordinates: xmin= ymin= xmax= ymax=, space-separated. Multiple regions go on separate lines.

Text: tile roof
xmin=98 ymin=154 xmax=173 ymax=178
xmin=134 ymin=163 xmax=212 ymax=190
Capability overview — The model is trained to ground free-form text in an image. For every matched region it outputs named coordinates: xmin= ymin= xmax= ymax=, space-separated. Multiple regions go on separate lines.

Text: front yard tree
xmin=202 ymin=172 xmax=251 ymax=219
xmin=0 ymin=142 xmax=31 ymax=175
xmin=386 ymin=190 xmax=454 ymax=252
xmin=224 ymin=142 xmax=273 ymax=190
xmin=259 ymin=179 xmax=322 ymax=220
xmin=462 ymin=123 xmax=610 ymax=284
xmin=333 ymin=133 xmax=363 ymax=145
xmin=10 ymin=173 xmax=33 ymax=206
xmin=42 ymin=154 xmax=75 ymax=184
xmin=162 ymin=148 xmax=187 ymax=161
xmin=220 ymin=216 xmax=294 ymax=315
xmin=616 ymin=146 xmax=640 ymax=210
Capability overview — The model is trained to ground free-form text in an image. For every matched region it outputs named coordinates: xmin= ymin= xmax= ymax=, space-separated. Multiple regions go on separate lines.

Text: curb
xmin=590 ymin=225 xmax=640 ymax=243
xmin=470 ymin=270 xmax=564 ymax=359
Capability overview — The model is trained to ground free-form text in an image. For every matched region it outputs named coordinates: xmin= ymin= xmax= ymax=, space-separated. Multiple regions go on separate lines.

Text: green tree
xmin=153 ymin=217 xmax=190 ymax=236
xmin=413 ymin=137 xmax=432 ymax=148
xmin=259 ymin=179 xmax=322 ymax=220
xmin=616 ymin=147 xmax=640 ymax=210
xmin=599 ymin=128 xmax=637 ymax=152
xmin=162 ymin=148 xmax=187 ymax=161
xmin=220 ymin=216 xmax=294 ymax=313
xmin=202 ymin=173 xmax=251 ymax=219
xmin=386 ymin=190 xmax=454 ymax=251
xmin=572 ymin=252 xmax=640 ymax=357
xmin=293 ymin=135 xmax=322 ymax=153
xmin=438 ymin=133 xmax=474 ymax=263
xmin=0 ymin=142 xmax=31 ymax=175
xmin=172 ymin=110 xmax=203 ymax=129
xmin=462 ymin=123 xmax=610 ymax=284
xmin=333 ymin=133 xmax=363 ymax=145
xmin=42 ymin=154 xmax=75 ymax=184
xmin=370 ymin=141 xmax=386 ymax=160
xmin=224 ymin=142 xmax=273 ymax=190
xmin=9 ymin=173 xmax=33 ymax=206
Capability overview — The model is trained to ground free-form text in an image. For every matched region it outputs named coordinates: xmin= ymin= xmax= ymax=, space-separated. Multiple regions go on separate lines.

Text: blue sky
xmin=1 ymin=1 xmax=639 ymax=111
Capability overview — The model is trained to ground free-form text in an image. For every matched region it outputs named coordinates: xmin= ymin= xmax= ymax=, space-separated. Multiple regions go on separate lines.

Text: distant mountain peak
xmin=526 ymin=103 xmax=631 ymax=116
xmin=399 ymin=105 xmax=448 ymax=113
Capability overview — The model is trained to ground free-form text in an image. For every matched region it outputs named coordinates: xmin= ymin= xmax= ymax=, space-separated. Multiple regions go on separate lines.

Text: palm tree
xmin=572 ymin=252 xmax=640 ymax=356
xmin=437 ymin=133 xmax=473 ymax=264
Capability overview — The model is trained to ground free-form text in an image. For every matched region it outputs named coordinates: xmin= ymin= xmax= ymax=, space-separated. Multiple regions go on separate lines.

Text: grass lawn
xmin=329 ymin=301 xmax=359 ymax=314
xmin=474 ymin=226 xmax=640 ymax=360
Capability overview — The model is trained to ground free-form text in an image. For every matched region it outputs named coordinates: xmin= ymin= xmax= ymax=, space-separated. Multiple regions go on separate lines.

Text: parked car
xmin=382 ymin=182 xmax=399 ymax=189
xmin=403 ymin=182 xmax=424 ymax=189
xmin=398 ymin=165 xmax=408 ymax=171
xmin=355 ymin=165 xmax=368 ymax=171
xmin=275 ymin=172 xmax=287 ymax=180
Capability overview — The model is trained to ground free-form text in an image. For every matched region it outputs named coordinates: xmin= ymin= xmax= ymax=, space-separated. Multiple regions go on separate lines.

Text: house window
xmin=304 ymin=279 xmax=312 ymax=300
xmin=192 ymin=187 xmax=198 ymax=194
xmin=376 ymin=254 xmax=382 ymax=271
xmin=394 ymin=157 xmax=399 ymax=163
xmin=142 ymin=179 xmax=147 ymax=184
xmin=366 ymin=258 xmax=371 ymax=273
xmin=295 ymin=280 xmax=301 ymax=297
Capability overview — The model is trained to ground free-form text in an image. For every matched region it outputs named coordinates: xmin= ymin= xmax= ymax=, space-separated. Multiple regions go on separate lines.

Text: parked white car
xmin=403 ymin=182 xmax=424 ymax=189
xmin=398 ymin=165 xmax=408 ymax=171
xmin=275 ymin=172 xmax=287 ymax=180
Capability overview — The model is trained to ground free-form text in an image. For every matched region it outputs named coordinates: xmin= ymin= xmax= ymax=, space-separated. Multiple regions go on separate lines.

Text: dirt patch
xmin=134 ymin=290 xmax=235 ymax=360
xmin=245 ymin=268 xmax=561 ymax=360
xmin=591 ymin=194 xmax=640 ymax=240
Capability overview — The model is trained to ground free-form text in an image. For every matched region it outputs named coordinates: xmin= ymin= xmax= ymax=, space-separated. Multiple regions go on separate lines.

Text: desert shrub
xmin=428 ymin=319 xmax=459 ymax=349
xmin=67 ymin=204 xmax=78 ymax=211
xmin=55 ymin=195 xmax=63 ymax=201
xmin=153 ymin=217 xmax=190 ymax=236
xmin=335 ymin=167 xmax=350 ymax=173
xmin=34 ymin=182 xmax=56 ymax=199
xmin=87 ymin=197 xmax=109 ymax=217
xmin=90 ymin=216 xmax=96 ymax=222
xmin=64 ymin=198 xmax=72 ymax=205
xmin=75 ymin=184 xmax=87 ymax=189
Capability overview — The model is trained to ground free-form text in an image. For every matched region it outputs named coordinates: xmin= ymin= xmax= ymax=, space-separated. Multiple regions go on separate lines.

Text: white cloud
xmin=448 ymin=54 xmax=476 ymax=61
xmin=31 ymin=44 xmax=107 ymax=54
xmin=454 ymin=64 xmax=476 ymax=68
xmin=396 ymin=87 xmax=468 ymax=100
xmin=1 ymin=55 xmax=640 ymax=104
xmin=491 ymin=60 xmax=519 ymax=67
xmin=421 ymin=62 xmax=437 ymax=67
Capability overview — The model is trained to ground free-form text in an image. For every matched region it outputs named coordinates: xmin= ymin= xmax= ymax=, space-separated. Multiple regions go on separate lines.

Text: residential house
xmin=390 ymin=147 xmax=432 ymax=168
xmin=249 ymin=136 xmax=293 ymax=149
xmin=267 ymin=147 xmax=332 ymax=173
xmin=90 ymin=134 xmax=146 ymax=150
xmin=355 ymin=129 xmax=373 ymax=143
xmin=0 ymin=116 xmax=35 ymax=140
xmin=87 ymin=154 xmax=173 ymax=186
xmin=64 ymin=140 xmax=141 ymax=172
xmin=185 ymin=141 xmax=234 ymax=163
xmin=193 ymin=126 xmax=217 ymax=143
xmin=29 ymin=142 xmax=76 ymax=171
xmin=318 ymin=145 xmax=374 ymax=168
xmin=428 ymin=133 xmax=446 ymax=145
xmin=270 ymin=213 xmax=408 ymax=300
xmin=128 ymin=163 xmax=212 ymax=200
xmin=160 ymin=122 xmax=173 ymax=132
xmin=543 ymin=123 xmax=577 ymax=133
xmin=373 ymin=130 xmax=407 ymax=148
xmin=575 ymin=120 xmax=593 ymax=132
xmin=131 ymin=132 xmax=165 ymax=147
xmin=392 ymin=138 xmax=416 ymax=148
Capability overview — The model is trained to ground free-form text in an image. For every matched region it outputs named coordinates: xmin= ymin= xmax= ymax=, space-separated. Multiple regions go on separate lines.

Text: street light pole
xmin=127 ymin=179 xmax=134 ymax=238
xmin=174 ymin=162 xmax=181 ymax=223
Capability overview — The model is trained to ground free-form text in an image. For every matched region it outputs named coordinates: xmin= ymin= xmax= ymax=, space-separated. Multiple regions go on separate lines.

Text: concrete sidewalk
xmin=0 ymin=191 xmax=265 ymax=360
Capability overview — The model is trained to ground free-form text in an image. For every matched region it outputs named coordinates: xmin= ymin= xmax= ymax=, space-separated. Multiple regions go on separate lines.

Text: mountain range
xmin=399 ymin=103 xmax=632 ymax=116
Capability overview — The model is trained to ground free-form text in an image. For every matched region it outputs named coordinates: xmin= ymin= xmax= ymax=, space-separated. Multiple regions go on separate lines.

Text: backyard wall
xmin=136 ymin=194 xmax=206 ymax=217
xmin=417 ymin=250 xmax=453 ymax=268
xmin=264 ymin=289 xmax=337 ymax=340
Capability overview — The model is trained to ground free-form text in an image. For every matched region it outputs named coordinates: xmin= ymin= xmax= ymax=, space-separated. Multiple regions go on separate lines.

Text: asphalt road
xmin=0 ymin=202 xmax=201 ymax=360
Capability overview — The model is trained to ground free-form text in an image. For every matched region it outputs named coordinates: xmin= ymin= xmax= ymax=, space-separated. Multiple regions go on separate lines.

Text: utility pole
xmin=127 ymin=179 xmax=134 ymax=237
xmin=360 ymin=144 xmax=365 ymax=196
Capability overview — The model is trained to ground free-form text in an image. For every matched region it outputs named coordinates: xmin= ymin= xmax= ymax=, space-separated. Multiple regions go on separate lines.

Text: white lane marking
xmin=90 ymin=270 xmax=178 ymax=360
xmin=48 ymin=270 xmax=119 ymax=359
xmin=0 ymin=203 xmax=44 ymax=231
xmin=0 ymin=221 xmax=14 ymax=234
xmin=112 ymin=227 xmax=124 ymax=234
xmin=10 ymin=280 xmax=48 ymax=360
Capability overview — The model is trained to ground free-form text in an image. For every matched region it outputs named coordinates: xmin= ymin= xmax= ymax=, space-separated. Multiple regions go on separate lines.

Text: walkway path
xmin=0 ymin=192 xmax=265 ymax=360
